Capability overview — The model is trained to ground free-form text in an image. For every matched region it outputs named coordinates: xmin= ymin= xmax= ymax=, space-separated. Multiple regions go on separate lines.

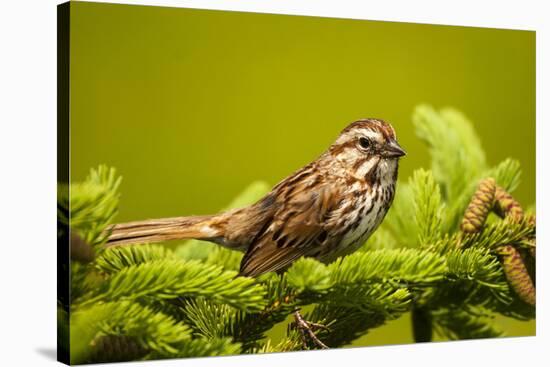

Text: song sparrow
xmin=107 ymin=118 xmax=406 ymax=277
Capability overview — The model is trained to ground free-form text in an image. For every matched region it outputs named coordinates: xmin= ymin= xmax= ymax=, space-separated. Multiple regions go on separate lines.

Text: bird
xmin=106 ymin=118 xmax=406 ymax=278
xmin=105 ymin=118 xmax=405 ymax=348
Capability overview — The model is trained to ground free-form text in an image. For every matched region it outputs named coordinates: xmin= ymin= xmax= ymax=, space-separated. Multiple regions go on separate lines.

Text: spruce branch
xmin=460 ymin=216 xmax=534 ymax=252
xmin=79 ymin=260 xmax=268 ymax=312
xmin=205 ymin=245 xmax=243 ymax=272
xmin=383 ymin=183 xmax=418 ymax=246
xmin=279 ymin=304 xmax=388 ymax=350
xmin=59 ymin=165 xmax=122 ymax=247
xmin=179 ymin=276 xmax=296 ymax=352
xmin=152 ymin=337 xmax=242 ymax=359
xmin=95 ymin=244 xmax=176 ymax=274
xmin=175 ymin=240 xmax=217 ymax=262
xmin=432 ymin=307 xmax=504 ymax=340
xmin=286 ymin=249 xmax=447 ymax=314
xmin=286 ymin=258 xmax=332 ymax=294
xmin=327 ymin=249 xmax=447 ymax=286
xmin=88 ymin=335 xmax=148 ymax=363
xmin=61 ymin=103 xmax=536 ymax=361
xmin=445 ymin=247 xmax=508 ymax=290
xmin=70 ymin=300 xmax=191 ymax=363
xmin=413 ymin=105 xmax=486 ymax=203
xmin=487 ymin=158 xmax=522 ymax=194
xmin=410 ymin=169 xmax=443 ymax=247
xmin=286 ymin=250 xmax=447 ymax=320
xmin=181 ymin=299 xmax=238 ymax=340
xmin=70 ymin=261 xmax=106 ymax=302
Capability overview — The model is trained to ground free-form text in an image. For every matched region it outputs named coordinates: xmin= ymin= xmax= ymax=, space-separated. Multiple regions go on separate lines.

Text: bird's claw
xmin=292 ymin=310 xmax=329 ymax=349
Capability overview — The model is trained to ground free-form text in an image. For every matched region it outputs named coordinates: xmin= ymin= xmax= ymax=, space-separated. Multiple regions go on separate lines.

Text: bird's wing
xmin=239 ymin=182 xmax=341 ymax=277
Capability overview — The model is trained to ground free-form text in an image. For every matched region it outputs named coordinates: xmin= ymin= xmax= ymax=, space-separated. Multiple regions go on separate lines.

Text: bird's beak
xmin=382 ymin=140 xmax=406 ymax=158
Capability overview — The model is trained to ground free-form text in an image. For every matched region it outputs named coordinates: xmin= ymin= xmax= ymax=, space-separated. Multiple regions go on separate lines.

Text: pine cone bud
xmin=460 ymin=178 xmax=496 ymax=233
xmin=497 ymin=244 xmax=535 ymax=306
xmin=494 ymin=186 xmax=524 ymax=219
xmin=70 ymin=232 xmax=96 ymax=263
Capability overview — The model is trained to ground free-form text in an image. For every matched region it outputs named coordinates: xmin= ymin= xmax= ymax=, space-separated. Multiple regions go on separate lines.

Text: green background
xmin=69 ymin=1 xmax=536 ymax=346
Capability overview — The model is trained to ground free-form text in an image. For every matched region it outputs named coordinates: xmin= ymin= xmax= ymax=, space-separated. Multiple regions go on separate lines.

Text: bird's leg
xmin=292 ymin=309 xmax=329 ymax=349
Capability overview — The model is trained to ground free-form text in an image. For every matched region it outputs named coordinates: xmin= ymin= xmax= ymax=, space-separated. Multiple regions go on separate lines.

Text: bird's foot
xmin=292 ymin=309 xmax=329 ymax=349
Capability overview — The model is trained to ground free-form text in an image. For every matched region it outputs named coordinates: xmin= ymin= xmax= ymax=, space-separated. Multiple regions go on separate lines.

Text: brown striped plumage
xmin=106 ymin=119 xmax=406 ymax=277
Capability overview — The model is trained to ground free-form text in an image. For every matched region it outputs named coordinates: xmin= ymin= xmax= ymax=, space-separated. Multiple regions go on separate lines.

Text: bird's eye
xmin=359 ymin=137 xmax=371 ymax=149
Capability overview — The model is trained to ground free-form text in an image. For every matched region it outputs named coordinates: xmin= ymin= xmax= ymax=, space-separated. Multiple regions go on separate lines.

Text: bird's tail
xmin=105 ymin=215 xmax=221 ymax=247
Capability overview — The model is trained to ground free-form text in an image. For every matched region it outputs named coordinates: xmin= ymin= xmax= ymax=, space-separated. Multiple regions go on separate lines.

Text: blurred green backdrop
xmin=69 ymin=1 xmax=535 ymax=346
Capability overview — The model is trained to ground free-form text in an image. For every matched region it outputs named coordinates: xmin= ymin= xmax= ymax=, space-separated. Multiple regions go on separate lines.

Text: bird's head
xmin=328 ymin=118 xmax=406 ymax=181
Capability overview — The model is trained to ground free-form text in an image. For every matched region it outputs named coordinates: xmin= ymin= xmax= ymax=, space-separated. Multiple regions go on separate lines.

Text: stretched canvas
xmin=57 ymin=1 xmax=536 ymax=364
